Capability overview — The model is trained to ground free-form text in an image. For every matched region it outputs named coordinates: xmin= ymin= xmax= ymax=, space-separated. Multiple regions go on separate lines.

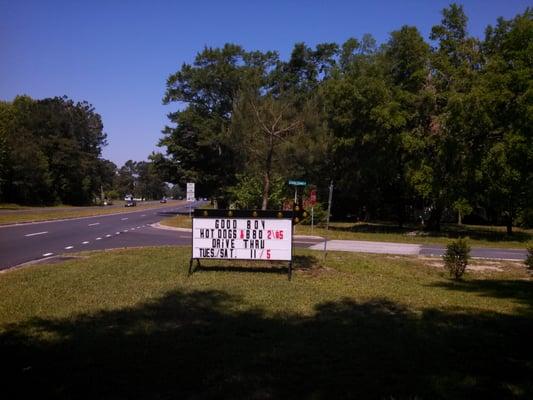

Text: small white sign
xmin=192 ymin=217 xmax=292 ymax=261
xmin=186 ymin=182 xmax=195 ymax=202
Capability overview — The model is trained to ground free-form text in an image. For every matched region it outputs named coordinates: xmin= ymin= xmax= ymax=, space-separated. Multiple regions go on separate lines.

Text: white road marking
xmin=82 ymin=241 xmax=89 ymax=245
xmin=121 ymin=218 xmax=128 ymax=220
xmin=65 ymin=246 xmax=74 ymax=250
xmin=88 ymin=222 xmax=100 ymax=226
xmin=25 ymin=231 xmax=48 ymax=237
xmin=124 ymin=229 xmax=129 ymax=232
xmin=141 ymin=214 xmax=146 ymax=217
xmin=96 ymin=237 xmax=102 ymax=240
xmin=42 ymin=252 xmax=53 ymax=257
xmin=106 ymin=234 xmax=112 ymax=238
xmin=137 ymin=226 xmax=141 ymax=229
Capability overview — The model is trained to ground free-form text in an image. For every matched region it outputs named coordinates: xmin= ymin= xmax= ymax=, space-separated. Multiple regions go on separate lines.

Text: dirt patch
xmin=420 ymin=257 xmax=527 ymax=273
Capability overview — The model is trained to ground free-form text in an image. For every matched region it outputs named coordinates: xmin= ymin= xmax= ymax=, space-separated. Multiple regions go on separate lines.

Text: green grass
xmin=1 ymin=247 xmax=532 ymax=399
xmin=295 ymin=222 xmax=533 ymax=249
xmin=0 ymin=200 xmax=181 ymax=225
xmin=161 ymin=215 xmax=532 ymax=249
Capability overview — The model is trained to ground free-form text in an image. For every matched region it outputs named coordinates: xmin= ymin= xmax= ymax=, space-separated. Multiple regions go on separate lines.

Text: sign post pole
xmin=309 ymin=188 xmax=317 ymax=232
xmin=288 ymin=180 xmax=306 ymax=208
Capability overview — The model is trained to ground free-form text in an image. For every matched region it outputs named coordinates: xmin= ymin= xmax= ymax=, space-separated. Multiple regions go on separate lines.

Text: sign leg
xmin=188 ymin=258 xmax=194 ymax=276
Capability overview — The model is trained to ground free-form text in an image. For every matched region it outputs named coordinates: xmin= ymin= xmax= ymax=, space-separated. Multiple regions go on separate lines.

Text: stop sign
xmin=310 ymin=189 xmax=317 ymax=205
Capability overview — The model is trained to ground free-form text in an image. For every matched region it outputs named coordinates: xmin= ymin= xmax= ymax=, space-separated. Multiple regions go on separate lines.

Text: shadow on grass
xmin=429 ymin=279 xmax=533 ymax=316
xmin=193 ymin=255 xmax=320 ymax=276
xmin=330 ymin=222 xmax=533 ymax=243
xmin=2 ymin=289 xmax=533 ymax=399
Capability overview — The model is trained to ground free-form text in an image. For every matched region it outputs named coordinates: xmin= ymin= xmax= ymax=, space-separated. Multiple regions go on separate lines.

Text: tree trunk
xmin=426 ymin=203 xmax=443 ymax=231
xmin=262 ymin=142 xmax=273 ymax=211
xmin=506 ymin=213 xmax=513 ymax=235
xmin=261 ymin=171 xmax=270 ymax=210
xmin=397 ymin=199 xmax=405 ymax=228
xmin=458 ymin=211 xmax=462 ymax=225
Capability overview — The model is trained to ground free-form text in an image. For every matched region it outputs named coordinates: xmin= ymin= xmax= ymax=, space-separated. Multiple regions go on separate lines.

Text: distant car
xmin=125 ymin=200 xmax=137 ymax=207
xmin=177 ymin=195 xmax=183 ymax=200
xmin=160 ymin=197 xmax=167 ymax=203
xmin=203 ymin=198 xmax=208 ymax=201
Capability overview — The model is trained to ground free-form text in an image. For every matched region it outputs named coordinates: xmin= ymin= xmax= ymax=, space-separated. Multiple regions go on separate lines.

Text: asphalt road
xmin=0 ymin=201 xmax=204 ymax=271
xmin=0 ymin=204 xmax=526 ymax=271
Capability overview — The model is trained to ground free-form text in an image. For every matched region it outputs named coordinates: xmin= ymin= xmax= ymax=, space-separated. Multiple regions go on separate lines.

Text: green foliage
xmin=443 ymin=239 xmax=471 ymax=279
xmin=300 ymin=202 xmax=328 ymax=226
xmin=226 ymin=173 xmax=285 ymax=209
xmin=156 ymin=5 xmax=532 ymax=231
xmin=114 ymin=160 xmax=166 ymax=200
xmin=0 ymin=96 xmax=110 ymax=205
xmin=453 ymin=198 xmax=473 ymax=224
xmin=106 ymin=190 xmax=120 ymax=200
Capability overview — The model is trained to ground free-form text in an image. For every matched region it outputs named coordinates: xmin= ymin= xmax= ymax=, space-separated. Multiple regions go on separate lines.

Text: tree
xmin=136 ymin=161 xmax=166 ymax=200
xmin=161 ymin=44 xmax=278 ymax=197
xmin=477 ymin=9 xmax=533 ymax=234
xmin=403 ymin=3 xmax=482 ymax=230
xmin=321 ymin=35 xmax=407 ymax=220
xmin=115 ymin=160 xmax=137 ymax=198
xmin=230 ymin=92 xmax=303 ymax=209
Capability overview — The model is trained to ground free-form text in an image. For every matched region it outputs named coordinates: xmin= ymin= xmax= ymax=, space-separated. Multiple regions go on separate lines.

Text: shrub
xmin=525 ymin=244 xmax=533 ymax=270
xmin=443 ymin=239 xmax=470 ymax=279
xmin=300 ymin=202 xmax=328 ymax=226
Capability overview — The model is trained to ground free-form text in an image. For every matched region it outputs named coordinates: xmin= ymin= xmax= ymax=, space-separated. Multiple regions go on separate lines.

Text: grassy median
xmin=0 ymin=200 xmax=182 ymax=225
xmin=1 ymin=247 xmax=532 ymax=399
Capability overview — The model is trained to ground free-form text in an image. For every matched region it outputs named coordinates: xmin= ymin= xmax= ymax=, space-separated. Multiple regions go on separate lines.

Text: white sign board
xmin=192 ymin=217 xmax=292 ymax=261
xmin=186 ymin=182 xmax=195 ymax=202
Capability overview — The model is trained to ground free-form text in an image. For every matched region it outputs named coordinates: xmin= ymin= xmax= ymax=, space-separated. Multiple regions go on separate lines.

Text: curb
xmin=151 ymin=222 xmax=192 ymax=232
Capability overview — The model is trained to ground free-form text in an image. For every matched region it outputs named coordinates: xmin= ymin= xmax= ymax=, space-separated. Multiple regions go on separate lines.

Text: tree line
xmin=0 ymin=96 xmax=167 ymax=205
xmin=157 ymin=4 xmax=532 ymax=232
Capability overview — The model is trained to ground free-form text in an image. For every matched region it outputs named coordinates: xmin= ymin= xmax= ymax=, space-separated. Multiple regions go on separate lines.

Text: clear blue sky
xmin=1 ymin=0 xmax=530 ymax=167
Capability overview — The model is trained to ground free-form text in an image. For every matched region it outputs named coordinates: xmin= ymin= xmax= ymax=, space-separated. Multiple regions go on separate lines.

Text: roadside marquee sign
xmin=189 ymin=208 xmax=307 ymax=280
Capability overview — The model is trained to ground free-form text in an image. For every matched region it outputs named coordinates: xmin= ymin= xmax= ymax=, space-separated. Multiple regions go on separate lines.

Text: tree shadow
xmin=329 ymin=222 xmax=533 ymax=243
xmin=2 ymin=289 xmax=532 ymax=399
xmin=192 ymin=255 xmax=320 ymax=276
xmin=429 ymin=279 xmax=533 ymax=316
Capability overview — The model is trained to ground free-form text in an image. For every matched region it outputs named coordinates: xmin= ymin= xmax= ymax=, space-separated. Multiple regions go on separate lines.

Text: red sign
xmin=310 ymin=189 xmax=317 ymax=206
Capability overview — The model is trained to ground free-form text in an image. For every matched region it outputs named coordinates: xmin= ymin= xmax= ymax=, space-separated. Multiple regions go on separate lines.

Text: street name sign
xmin=288 ymin=180 xmax=307 ymax=186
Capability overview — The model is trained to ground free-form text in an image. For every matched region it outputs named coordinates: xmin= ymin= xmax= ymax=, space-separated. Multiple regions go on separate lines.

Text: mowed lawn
xmin=1 ymin=247 xmax=532 ymax=399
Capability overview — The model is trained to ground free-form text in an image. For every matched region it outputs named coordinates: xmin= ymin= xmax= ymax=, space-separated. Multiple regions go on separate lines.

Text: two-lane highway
xmin=0 ymin=201 xmax=203 ymax=270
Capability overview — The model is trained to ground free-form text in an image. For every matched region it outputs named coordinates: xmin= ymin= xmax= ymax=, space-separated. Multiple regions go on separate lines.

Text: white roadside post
xmin=186 ymin=182 xmax=195 ymax=217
